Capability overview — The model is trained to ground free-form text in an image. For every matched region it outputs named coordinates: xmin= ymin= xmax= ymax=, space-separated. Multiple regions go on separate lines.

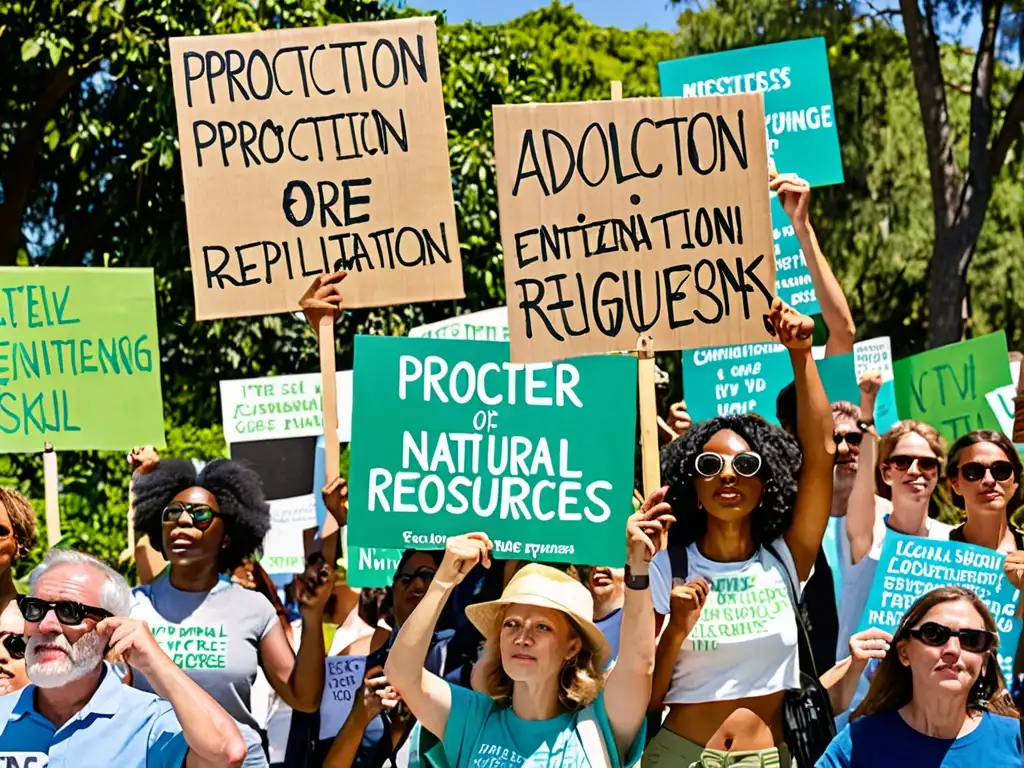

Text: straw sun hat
xmin=465 ymin=563 xmax=612 ymax=668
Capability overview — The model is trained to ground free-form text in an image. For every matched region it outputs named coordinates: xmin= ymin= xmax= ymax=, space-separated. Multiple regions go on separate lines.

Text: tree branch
xmin=989 ymin=75 xmax=1024 ymax=176
xmin=899 ymin=0 xmax=961 ymax=230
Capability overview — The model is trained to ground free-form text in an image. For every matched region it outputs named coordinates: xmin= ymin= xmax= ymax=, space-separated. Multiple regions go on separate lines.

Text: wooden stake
xmin=636 ymin=337 xmax=660 ymax=499
xmin=610 ymin=80 xmax=622 ymax=100
xmin=42 ymin=442 xmax=61 ymax=548
xmin=318 ymin=315 xmax=341 ymax=544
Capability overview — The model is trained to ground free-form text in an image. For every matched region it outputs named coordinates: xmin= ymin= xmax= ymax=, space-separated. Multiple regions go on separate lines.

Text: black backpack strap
xmin=667 ymin=544 xmax=689 ymax=582
xmin=763 ymin=542 xmax=819 ymax=679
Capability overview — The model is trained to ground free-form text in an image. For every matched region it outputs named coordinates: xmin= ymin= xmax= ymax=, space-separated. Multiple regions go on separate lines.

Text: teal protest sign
xmin=770 ymin=196 xmax=820 ymax=316
xmin=684 ymin=338 xmax=896 ymax=429
xmin=659 ymin=37 xmax=843 ymax=187
xmin=857 ymin=531 xmax=1022 ymax=684
xmin=345 ymin=541 xmax=403 ymax=588
xmin=347 ymin=336 xmax=637 ymax=565
xmin=893 ymin=332 xmax=1012 ymax=444
xmin=0 ymin=267 xmax=165 ymax=452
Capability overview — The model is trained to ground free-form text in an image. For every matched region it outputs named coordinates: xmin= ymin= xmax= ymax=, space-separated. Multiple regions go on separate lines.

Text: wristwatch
xmin=624 ymin=564 xmax=650 ymax=591
xmin=857 ymin=418 xmax=875 ymax=433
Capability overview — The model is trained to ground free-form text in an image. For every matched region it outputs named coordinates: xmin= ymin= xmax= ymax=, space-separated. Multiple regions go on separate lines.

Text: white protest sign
xmin=219 ymin=371 xmax=353 ymax=444
xmin=854 ymin=337 xmax=894 ymax=382
xmin=260 ymin=495 xmax=317 ymax=574
xmin=0 ymin=755 xmax=49 ymax=768
xmin=987 ymin=384 xmax=1017 ymax=437
xmin=318 ymin=655 xmax=368 ymax=739
xmin=408 ymin=306 xmax=508 ymax=341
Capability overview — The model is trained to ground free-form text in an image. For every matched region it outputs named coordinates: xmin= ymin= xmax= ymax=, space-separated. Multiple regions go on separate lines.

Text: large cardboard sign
xmin=659 ymin=38 xmax=843 ymax=187
xmin=219 ymin=371 xmax=353 ymax=443
xmin=170 ymin=18 xmax=463 ymax=320
xmin=0 ymin=267 xmax=165 ymax=453
xmin=493 ymin=94 xmax=775 ymax=363
xmin=893 ymin=332 xmax=1012 ymax=444
xmin=347 ymin=336 xmax=637 ymax=564
xmin=856 ymin=531 xmax=1021 ymax=684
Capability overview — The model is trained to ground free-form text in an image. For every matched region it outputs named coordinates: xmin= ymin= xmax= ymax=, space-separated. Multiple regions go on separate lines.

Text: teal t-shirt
xmin=441 ymin=683 xmax=643 ymax=768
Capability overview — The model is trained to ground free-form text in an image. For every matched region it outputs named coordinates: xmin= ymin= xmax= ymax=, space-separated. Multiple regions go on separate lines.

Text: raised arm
xmin=99 ymin=617 xmax=247 ymax=768
xmin=604 ymin=489 xmax=675 ymax=759
xmin=775 ymin=300 xmax=837 ymax=580
xmin=386 ymin=534 xmax=492 ymax=741
xmin=260 ymin=563 xmax=332 ymax=712
xmin=821 ymin=628 xmax=892 ymax=715
xmin=771 ymin=174 xmax=855 ymax=357
xmin=846 ymin=374 xmax=882 ymax=565
xmin=648 ymin=577 xmax=708 ymax=712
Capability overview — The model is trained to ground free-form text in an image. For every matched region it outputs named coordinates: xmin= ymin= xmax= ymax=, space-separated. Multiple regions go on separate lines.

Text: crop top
xmin=650 ymin=537 xmax=801 ymax=704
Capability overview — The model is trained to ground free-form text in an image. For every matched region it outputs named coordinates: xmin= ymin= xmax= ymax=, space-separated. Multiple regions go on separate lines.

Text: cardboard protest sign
xmin=219 ymin=371 xmax=353 ymax=444
xmin=770 ymin=196 xmax=819 ymax=315
xmin=319 ymin=655 xmax=367 ymax=739
xmin=260 ymin=495 xmax=317 ymax=574
xmin=409 ymin=307 xmax=509 ymax=342
xmin=659 ymin=37 xmax=843 ymax=187
xmin=0 ymin=267 xmax=165 ymax=453
xmin=893 ymin=332 xmax=1012 ymax=444
xmin=987 ymin=384 xmax=1017 ymax=437
xmin=170 ymin=18 xmax=463 ymax=321
xmin=347 ymin=336 xmax=637 ymax=564
xmin=683 ymin=337 xmax=896 ymax=429
xmin=493 ymin=94 xmax=775 ymax=363
xmin=856 ymin=531 xmax=1021 ymax=684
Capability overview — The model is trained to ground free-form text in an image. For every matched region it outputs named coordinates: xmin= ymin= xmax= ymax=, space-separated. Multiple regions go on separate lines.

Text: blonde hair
xmin=474 ymin=607 xmax=605 ymax=712
xmin=0 ymin=487 xmax=38 ymax=557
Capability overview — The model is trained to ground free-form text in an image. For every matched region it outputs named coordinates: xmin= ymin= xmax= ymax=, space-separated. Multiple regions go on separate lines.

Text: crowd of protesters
xmin=2 ymin=175 xmax=1023 ymax=767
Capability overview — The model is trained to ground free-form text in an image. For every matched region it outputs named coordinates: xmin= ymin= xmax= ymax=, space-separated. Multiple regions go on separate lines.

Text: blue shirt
xmin=0 ymin=663 xmax=189 ymax=768
xmin=816 ymin=709 xmax=1022 ymax=767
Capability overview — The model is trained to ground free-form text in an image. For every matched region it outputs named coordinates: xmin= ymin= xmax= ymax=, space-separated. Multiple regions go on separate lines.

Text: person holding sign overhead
xmin=816 ymin=586 xmax=1022 ymax=767
xmin=647 ymin=300 xmax=835 ymax=767
xmin=382 ymin=490 xmax=675 ymax=768
xmin=130 ymin=457 xmax=333 ymax=768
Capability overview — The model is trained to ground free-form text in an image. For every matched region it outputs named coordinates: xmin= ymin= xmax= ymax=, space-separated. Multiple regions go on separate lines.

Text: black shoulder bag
xmin=764 ymin=543 xmax=836 ymax=767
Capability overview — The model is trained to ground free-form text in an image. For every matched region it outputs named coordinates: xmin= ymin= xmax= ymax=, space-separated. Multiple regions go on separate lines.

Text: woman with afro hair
xmin=130 ymin=456 xmax=333 ymax=768
xmin=643 ymin=299 xmax=837 ymax=767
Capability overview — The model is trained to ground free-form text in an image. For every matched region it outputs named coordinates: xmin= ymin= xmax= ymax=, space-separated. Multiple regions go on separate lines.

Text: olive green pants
xmin=642 ymin=728 xmax=792 ymax=767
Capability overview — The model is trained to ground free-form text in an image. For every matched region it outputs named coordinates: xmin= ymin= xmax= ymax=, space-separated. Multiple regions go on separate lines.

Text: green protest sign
xmin=0 ymin=268 xmax=165 ymax=453
xmin=659 ymin=37 xmax=843 ymax=187
xmin=347 ymin=336 xmax=637 ymax=565
xmin=893 ymin=332 xmax=1012 ymax=444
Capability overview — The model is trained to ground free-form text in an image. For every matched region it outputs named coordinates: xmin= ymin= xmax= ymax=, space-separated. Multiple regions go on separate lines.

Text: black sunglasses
xmin=393 ymin=566 xmax=436 ymax=588
xmin=834 ymin=431 xmax=864 ymax=447
xmin=695 ymin=451 xmax=762 ymax=478
xmin=18 ymin=596 xmax=113 ymax=625
xmin=907 ymin=621 xmax=997 ymax=653
xmin=886 ymin=455 xmax=941 ymax=474
xmin=1 ymin=633 xmax=25 ymax=660
xmin=162 ymin=501 xmax=220 ymax=530
xmin=958 ymin=461 xmax=1015 ymax=484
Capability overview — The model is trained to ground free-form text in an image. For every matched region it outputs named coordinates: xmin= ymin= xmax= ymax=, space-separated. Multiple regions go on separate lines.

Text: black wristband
xmin=858 ymin=418 xmax=875 ymax=432
xmin=624 ymin=564 xmax=650 ymax=591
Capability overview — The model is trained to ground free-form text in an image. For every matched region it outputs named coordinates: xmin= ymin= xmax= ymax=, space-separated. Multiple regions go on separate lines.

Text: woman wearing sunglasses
xmin=0 ymin=487 xmax=39 ymax=616
xmin=0 ymin=600 xmax=28 ymax=696
xmin=946 ymin=430 xmax=1023 ymax=554
xmin=646 ymin=301 xmax=835 ymax=767
xmin=832 ymin=421 xmax=951 ymax=721
xmin=131 ymin=458 xmax=332 ymax=768
xmin=816 ymin=586 xmax=1021 ymax=767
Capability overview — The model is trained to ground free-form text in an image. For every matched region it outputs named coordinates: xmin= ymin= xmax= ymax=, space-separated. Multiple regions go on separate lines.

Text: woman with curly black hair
xmin=130 ymin=456 xmax=332 ymax=768
xmin=644 ymin=299 xmax=837 ymax=767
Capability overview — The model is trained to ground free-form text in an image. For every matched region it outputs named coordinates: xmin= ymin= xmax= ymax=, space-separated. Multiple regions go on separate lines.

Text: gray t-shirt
xmin=131 ymin=575 xmax=277 ymax=766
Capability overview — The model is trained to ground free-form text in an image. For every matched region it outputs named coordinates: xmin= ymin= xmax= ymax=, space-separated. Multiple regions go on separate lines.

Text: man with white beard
xmin=0 ymin=548 xmax=246 ymax=767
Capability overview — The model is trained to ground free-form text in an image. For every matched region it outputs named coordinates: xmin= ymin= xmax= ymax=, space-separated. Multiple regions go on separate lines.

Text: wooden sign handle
xmin=43 ymin=442 xmax=61 ymax=548
xmin=318 ymin=315 xmax=341 ymax=547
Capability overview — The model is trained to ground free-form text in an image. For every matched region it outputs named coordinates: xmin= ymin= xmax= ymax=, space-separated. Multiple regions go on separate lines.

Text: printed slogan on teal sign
xmin=659 ymin=37 xmax=843 ymax=188
xmin=347 ymin=336 xmax=637 ymax=565
xmin=0 ymin=268 xmax=165 ymax=453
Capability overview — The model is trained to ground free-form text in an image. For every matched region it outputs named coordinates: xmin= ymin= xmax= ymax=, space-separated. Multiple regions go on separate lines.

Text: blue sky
xmin=434 ymin=0 xmax=681 ymax=30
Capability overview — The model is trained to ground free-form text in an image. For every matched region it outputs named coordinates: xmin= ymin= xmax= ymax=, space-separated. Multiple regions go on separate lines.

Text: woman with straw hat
xmin=384 ymin=490 xmax=676 ymax=767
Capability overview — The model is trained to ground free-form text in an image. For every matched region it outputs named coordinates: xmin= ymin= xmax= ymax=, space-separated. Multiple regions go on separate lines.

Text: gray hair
xmin=29 ymin=549 xmax=132 ymax=617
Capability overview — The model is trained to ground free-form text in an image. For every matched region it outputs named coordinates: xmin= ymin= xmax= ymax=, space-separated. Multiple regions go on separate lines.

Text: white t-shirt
xmin=650 ymin=537 xmax=802 ymax=704
xmin=833 ymin=512 xmax=952 ymax=728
